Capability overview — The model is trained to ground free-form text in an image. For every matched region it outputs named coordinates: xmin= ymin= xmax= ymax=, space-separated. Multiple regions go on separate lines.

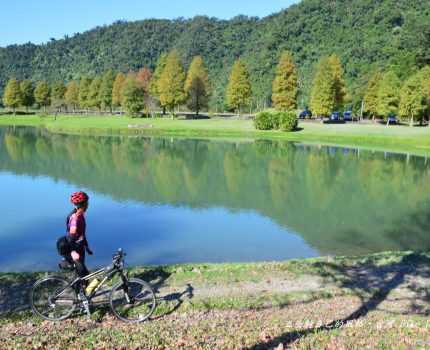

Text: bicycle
xmin=30 ymin=248 xmax=156 ymax=323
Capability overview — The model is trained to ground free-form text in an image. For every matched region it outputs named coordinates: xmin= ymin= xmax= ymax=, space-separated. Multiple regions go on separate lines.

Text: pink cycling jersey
xmin=67 ymin=211 xmax=86 ymax=243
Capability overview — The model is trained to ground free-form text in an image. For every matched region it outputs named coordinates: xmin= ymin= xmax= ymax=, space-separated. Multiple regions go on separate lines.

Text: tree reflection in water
xmin=1 ymin=126 xmax=430 ymax=258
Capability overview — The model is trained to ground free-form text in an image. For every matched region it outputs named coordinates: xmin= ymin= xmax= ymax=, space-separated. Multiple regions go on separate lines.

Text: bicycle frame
xmin=54 ymin=263 xmax=128 ymax=302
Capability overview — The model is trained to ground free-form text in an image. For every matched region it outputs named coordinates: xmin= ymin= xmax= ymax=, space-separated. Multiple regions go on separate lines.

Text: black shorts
xmin=66 ymin=237 xmax=86 ymax=262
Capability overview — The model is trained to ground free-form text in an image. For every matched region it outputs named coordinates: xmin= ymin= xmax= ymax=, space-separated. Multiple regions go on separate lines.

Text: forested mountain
xmin=1 ymin=0 xmax=429 ymax=109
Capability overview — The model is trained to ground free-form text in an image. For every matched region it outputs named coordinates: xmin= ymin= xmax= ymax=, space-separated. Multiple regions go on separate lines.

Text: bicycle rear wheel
xmin=30 ymin=276 xmax=77 ymax=321
xmin=109 ymin=278 xmax=156 ymax=323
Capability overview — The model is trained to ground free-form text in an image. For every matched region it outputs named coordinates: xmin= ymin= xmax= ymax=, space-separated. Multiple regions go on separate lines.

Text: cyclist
xmin=66 ymin=191 xmax=93 ymax=278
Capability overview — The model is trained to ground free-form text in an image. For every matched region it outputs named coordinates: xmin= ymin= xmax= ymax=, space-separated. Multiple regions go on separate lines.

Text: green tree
xmin=399 ymin=72 xmax=427 ymax=126
xmin=51 ymin=81 xmax=66 ymax=112
xmin=112 ymin=72 xmax=126 ymax=109
xmin=50 ymin=81 xmax=66 ymax=101
xmin=88 ymin=76 xmax=102 ymax=110
xmin=65 ymin=80 xmax=80 ymax=111
xmin=363 ymin=71 xmax=382 ymax=121
xmin=79 ymin=77 xmax=92 ymax=110
xmin=158 ymin=50 xmax=186 ymax=115
xmin=136 ymin=67 xmax=153 ymax=113
xmin=328 ymin=54 xmax=346 ymax=110
xmin=34 ymin=81 xmax=50 ymax=111
xmin=136 ymin=67 xmax=152 ymax=93
xmin=377 ymin=71 xmax=401 ymax=118
xmin=185 ymin=56 xmax=210 ymax=115
xmin=20 ymin=80 xmax=34 ymax=111
xmin=226 ymin=59 xmax=252 ymax=114
xmin=271 ymin=50 xmax=298 ymax=111
xmin=98 ymin=70 xmax=116 ymax=112
xmin=3 ymin=78 xmax=22 ymax=114
xmin=420 ymin=66 xmax=430 ymax=126
xmin=121 ymin=75 xmax=145 ymax=116
xmin=310 ymin=57 xmax=335 ymax=117
xmin=149 ymin=53 xmax=168 ymax=114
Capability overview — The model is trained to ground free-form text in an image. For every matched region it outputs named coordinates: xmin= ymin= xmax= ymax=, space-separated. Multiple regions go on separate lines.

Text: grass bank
xmin=2 ymin=115 xmax=430 ymax=156
xmin=1 ymin=251 xmax=430 ymax=349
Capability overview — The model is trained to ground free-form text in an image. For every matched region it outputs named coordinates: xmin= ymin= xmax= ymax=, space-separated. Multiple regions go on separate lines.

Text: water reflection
xmin=1 ymin=126 xmax=430 ymax=271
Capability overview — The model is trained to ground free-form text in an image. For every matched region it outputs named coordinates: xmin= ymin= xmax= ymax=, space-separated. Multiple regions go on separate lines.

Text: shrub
xmin=255 ymin=110 xmax=298 ymax=131
xmin=254 ymin=111 xmax=274 ymax=130
xmin=278 ymin=111 xmax=298 ymax=131
xmin=271 ymin=112 xmax=281 ymax=129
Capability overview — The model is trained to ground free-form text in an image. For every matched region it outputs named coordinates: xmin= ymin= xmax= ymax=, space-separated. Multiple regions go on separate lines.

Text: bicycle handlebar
xmin=112 ymin=248 xmax=127 ymax=262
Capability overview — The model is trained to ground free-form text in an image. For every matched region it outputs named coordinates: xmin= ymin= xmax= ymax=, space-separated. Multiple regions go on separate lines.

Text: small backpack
xmin=58 ymin=209 xmax=77 ymax=257
xmin=56 ymin=236 xmax=71 ymax=257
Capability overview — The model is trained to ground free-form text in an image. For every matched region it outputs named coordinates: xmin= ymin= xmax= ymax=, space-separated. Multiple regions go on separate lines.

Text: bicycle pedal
xmin=78 ymin=292 xmax=92 ymax=317
xmin=83 ymin=300 xmax=91 ymax=317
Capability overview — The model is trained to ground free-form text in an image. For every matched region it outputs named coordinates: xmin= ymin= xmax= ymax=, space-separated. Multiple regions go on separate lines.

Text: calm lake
xmin=1 ymin=126 xmax=430 ymax=272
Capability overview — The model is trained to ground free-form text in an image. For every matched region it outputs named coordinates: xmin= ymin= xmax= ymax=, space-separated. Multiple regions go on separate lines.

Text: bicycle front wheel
xmin=30 ymin=276 xmax=77 ymax=321
xmin=109 ymin=278 xmax=156 ymax=323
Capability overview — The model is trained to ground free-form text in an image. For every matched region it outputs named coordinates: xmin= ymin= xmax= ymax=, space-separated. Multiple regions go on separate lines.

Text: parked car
xmin=387 ymin=113 xmax=397 ymax=125
xmin=330 ymin=112 xmax=341 ymax=121
xmin=299 ymin=108 xmax=312 ymax=119
xmin=343 ymin=111 xmax=353 ymax=121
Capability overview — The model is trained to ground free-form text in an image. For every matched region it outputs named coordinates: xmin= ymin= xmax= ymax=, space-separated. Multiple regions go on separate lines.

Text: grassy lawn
xmin=1 ymin=115 xmax=430 ymax=155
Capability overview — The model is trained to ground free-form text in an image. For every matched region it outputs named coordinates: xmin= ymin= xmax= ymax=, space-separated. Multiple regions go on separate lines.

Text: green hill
xmin=1 ymin=0 xmax=429 ymax=109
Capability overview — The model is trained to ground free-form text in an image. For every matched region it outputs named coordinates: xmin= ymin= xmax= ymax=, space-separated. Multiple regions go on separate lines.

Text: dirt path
xmin=1 ymin=251 xmax=430 ymax=349
xmin=1 ymin=295 xmax=429 ymax=349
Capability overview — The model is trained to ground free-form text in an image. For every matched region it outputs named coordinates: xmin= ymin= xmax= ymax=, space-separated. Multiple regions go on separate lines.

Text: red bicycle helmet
xmin=70 ymin=191 xmax=89 ymax=206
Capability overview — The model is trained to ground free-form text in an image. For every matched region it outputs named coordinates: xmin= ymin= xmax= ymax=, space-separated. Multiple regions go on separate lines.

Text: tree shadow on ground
xmin=151 ymin=284 xmax=194 ymax=320
xmin=132 ymin=267 xmax=194 ymax=320
xmin=246 ymin=252 xmax=430 ymax=349
xmin=88 ymin=266 xmax=190 ymax=321
xmin=0 ymin=111 xmax=36 ymax=116
xmin=0 ymin=274 xmax=38 ymax=314
xmin=132 ymin=266 xmax=172 ymax=293
xmin=90 ymin=283 xmax=194 ymax=322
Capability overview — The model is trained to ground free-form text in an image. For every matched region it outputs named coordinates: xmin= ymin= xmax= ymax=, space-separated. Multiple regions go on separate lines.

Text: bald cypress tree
xmin=150 ymin=53 xmax=168 ymax=115
xmin=112 ymin=72 xmax=126 ymax=109
xmin=328 ymin=54 xmax=346 ymax=111
xmin=363 ymin=71 xmax=382 ymax=121
xmin=88 ymin=76 xmax=102 ymax=110
xmin=399 ymin=72 xmax=427 ymax=126
xmin=377 ymin=71 xmax=401 ymax=118
xmin=226 ymin=59 xmax=252 ymax=114
xmin=20 ymin=80 xmax=35 ymax=111
xmin=310 ymin=57 xmax=335 ymax=117
xmin=158 ymin=50 xmax=186 ymax=116
xmin=3 ymin=78 xmax=22 ymax=114
xmin=78 ymin=77 xmax=92 ymax=111
xmin=51 ymin=81 xmax=66 ymax=101
xmin=121 ymin=75 xmax=145 ymax=116
xmin=271 ymin=51 xmax=298 ymax=111
xmin=98 ymin=70 xmax=116 ymax=112
xmin=185 ymin=56 xmax=210 ymax=115
xmin=34 ymin=81 xmax=50 ymax=112
xmin=51 ymin=81 xmax=66 ymax=112
xmin=136 ymin=68 xmax=153 ymax=114
xmin=65 ymin=80 xmax=80 ymax=112
xmin=420 ymin=66 xmax=430 ymax=126
xmin=136 ymin=67 xmax=152 ymax=92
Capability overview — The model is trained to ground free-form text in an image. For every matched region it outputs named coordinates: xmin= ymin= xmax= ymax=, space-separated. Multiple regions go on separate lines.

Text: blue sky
xmin=0 ymin=0 xmax=299 ymax=47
